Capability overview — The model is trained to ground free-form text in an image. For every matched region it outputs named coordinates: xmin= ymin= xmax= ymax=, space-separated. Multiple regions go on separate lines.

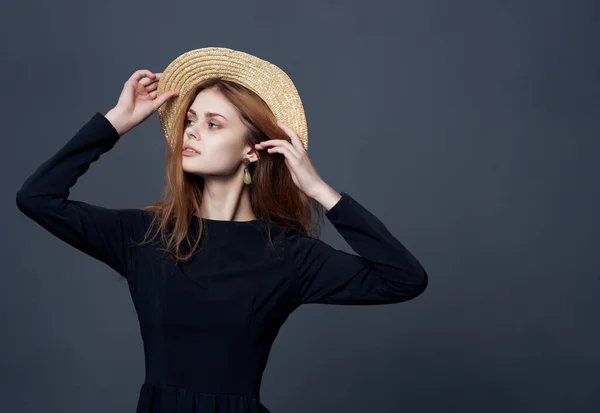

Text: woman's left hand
xmin=255 ymin=120 xmax=326 ymax=198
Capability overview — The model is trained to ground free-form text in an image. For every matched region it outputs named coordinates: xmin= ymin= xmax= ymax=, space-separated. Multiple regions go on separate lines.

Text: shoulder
xmin=279 ymin=225 xmax=332 ymax=262
xmin=116 ymin=208 xmax=155 ymax=227
xmin=259 ymin=222 xmax=323 ymax=251
xmin=115 ymin=208 xmax=160 ymax=245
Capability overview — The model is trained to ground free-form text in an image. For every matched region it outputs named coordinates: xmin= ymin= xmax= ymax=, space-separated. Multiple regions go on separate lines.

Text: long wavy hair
xmin=134 ymin=77 xmax=324 ymax=262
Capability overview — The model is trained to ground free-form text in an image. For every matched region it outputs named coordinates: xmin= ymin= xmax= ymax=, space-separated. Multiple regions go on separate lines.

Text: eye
xmin=184 ymin=119 xmax=219 ymax=129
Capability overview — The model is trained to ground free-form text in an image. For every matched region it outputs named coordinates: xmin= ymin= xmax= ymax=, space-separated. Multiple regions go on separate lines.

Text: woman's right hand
xmin=105 ymin=69 xmax=178 ymax=136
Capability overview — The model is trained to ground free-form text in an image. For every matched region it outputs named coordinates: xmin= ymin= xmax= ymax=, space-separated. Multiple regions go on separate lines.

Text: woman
xmin=16 ymin=47 xmax=428 ymax=413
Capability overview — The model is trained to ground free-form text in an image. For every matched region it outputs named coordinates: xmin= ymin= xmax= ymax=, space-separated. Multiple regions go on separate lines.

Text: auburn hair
xmin=134 ymin=77 xmax=324 ymax=262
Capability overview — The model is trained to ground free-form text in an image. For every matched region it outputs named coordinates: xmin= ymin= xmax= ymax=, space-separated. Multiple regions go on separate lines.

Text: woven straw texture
xmin=156 ymin=47 xmax=308 ymax=151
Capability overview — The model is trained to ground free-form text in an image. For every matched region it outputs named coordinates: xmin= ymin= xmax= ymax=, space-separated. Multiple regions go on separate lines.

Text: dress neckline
xmin=196 ymin=216 xmax=265 ymax=225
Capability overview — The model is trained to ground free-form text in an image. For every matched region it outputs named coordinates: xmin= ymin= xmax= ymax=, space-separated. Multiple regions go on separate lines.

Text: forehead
xmin=188 ymin=89 xmax=235 ymax=116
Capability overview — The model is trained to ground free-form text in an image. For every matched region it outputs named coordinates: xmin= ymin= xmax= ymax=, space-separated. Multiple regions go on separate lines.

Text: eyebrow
xmin=187 ymin=109 xmax=227 ymax=120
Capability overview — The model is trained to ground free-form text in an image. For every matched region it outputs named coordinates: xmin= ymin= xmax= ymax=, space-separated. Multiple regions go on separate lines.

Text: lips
xmin=183 ymin=145 xmax=200 ymax=153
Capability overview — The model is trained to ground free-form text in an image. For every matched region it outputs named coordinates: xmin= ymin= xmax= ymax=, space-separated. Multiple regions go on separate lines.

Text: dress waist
xmin=136 ymin=381 xmax=271 ymax=413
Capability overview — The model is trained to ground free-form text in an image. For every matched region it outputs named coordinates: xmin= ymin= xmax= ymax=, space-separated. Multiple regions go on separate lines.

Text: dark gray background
xmin=3 ymin=0 xmax=599 ymax=412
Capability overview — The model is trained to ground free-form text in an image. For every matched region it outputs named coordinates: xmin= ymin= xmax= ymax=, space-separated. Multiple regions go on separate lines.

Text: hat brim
xmin=156 ymin=47 xmax=308 ymax=151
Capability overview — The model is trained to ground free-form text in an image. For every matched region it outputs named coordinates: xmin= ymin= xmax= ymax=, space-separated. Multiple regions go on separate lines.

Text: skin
xmin=182 ymin=88 xmax=259 ymax=221
xmin=105 ymin=69 xmax=343 ymax=221
xmin=183 ymin=87 xmax=343 ymax=220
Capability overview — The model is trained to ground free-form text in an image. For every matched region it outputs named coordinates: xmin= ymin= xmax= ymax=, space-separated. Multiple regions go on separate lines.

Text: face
xmin=181 ymin=88 xmax=254 ymax=178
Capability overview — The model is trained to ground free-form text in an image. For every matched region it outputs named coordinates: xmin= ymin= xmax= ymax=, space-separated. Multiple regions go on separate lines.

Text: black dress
xmin=16 ymin=112 xmax=428 ymax=413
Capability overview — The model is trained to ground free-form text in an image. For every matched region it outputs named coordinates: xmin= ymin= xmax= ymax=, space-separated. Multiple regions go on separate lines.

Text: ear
xmin=244 ymin=148 xmax=260 ymax=163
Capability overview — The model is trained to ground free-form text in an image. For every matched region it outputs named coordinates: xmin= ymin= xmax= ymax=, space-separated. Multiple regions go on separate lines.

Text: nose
xmin=185 ymin=129 xmax=199 ymax=142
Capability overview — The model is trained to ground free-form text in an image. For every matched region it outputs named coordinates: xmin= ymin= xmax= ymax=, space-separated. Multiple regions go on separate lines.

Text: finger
xmin=146 ymin=82 xmax=158 ymax=92
xmin=152 ymin=91 xmax=179 ymax=110
xmin=277 ymin=120 xmax=305 ymax=151
xmin=139 ymin=76 xmax=155 ymax=86
xmin=258 ymin=139 xmax=300 ymax=159
xmin=144 ymin=73 xmax=163 ymax=86
xmin=127 ymin=69 xmax=155 ymax=85
xmin=266 ymin=145 xmax=298 ymax=163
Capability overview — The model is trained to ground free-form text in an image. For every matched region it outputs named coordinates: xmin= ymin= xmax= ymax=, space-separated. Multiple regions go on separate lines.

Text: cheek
xmin=183 ymin=143 xmax=240 ymax=173
xmin=205 ymin=141 xmax=238 ymax=162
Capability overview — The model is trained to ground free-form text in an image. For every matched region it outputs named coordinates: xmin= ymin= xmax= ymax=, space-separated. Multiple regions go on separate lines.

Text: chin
xmin=182 ymin=164 xmax=203 ymax=174
xmin=183 ymin=167 xmax=202 ymax=174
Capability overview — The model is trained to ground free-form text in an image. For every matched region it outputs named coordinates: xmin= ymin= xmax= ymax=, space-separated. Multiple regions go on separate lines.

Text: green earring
xmin=243 ymin=160 xmax=252 ymax=184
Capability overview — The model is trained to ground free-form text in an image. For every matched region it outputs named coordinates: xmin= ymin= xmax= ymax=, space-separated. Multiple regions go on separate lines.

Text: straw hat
xmin=156 ymin=47 xmax=308 ymax=151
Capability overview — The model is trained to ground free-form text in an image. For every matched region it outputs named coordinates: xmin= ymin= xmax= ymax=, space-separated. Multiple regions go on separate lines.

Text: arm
xmin=287 ymin=192 xmax=428 ymax=305
xmin=15 ymin=112 xmax=144 ymax=278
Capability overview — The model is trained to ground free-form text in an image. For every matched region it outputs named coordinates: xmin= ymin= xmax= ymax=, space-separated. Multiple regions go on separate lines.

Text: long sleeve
xmin=15 ymin=112 xmax=144 ymax=278
xmin=287 ymin=192 xmax=428 ymax=305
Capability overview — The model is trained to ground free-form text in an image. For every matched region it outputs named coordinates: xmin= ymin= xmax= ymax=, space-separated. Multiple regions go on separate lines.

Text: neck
xmin=198 ymin=177 xmax=256 ymax=221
